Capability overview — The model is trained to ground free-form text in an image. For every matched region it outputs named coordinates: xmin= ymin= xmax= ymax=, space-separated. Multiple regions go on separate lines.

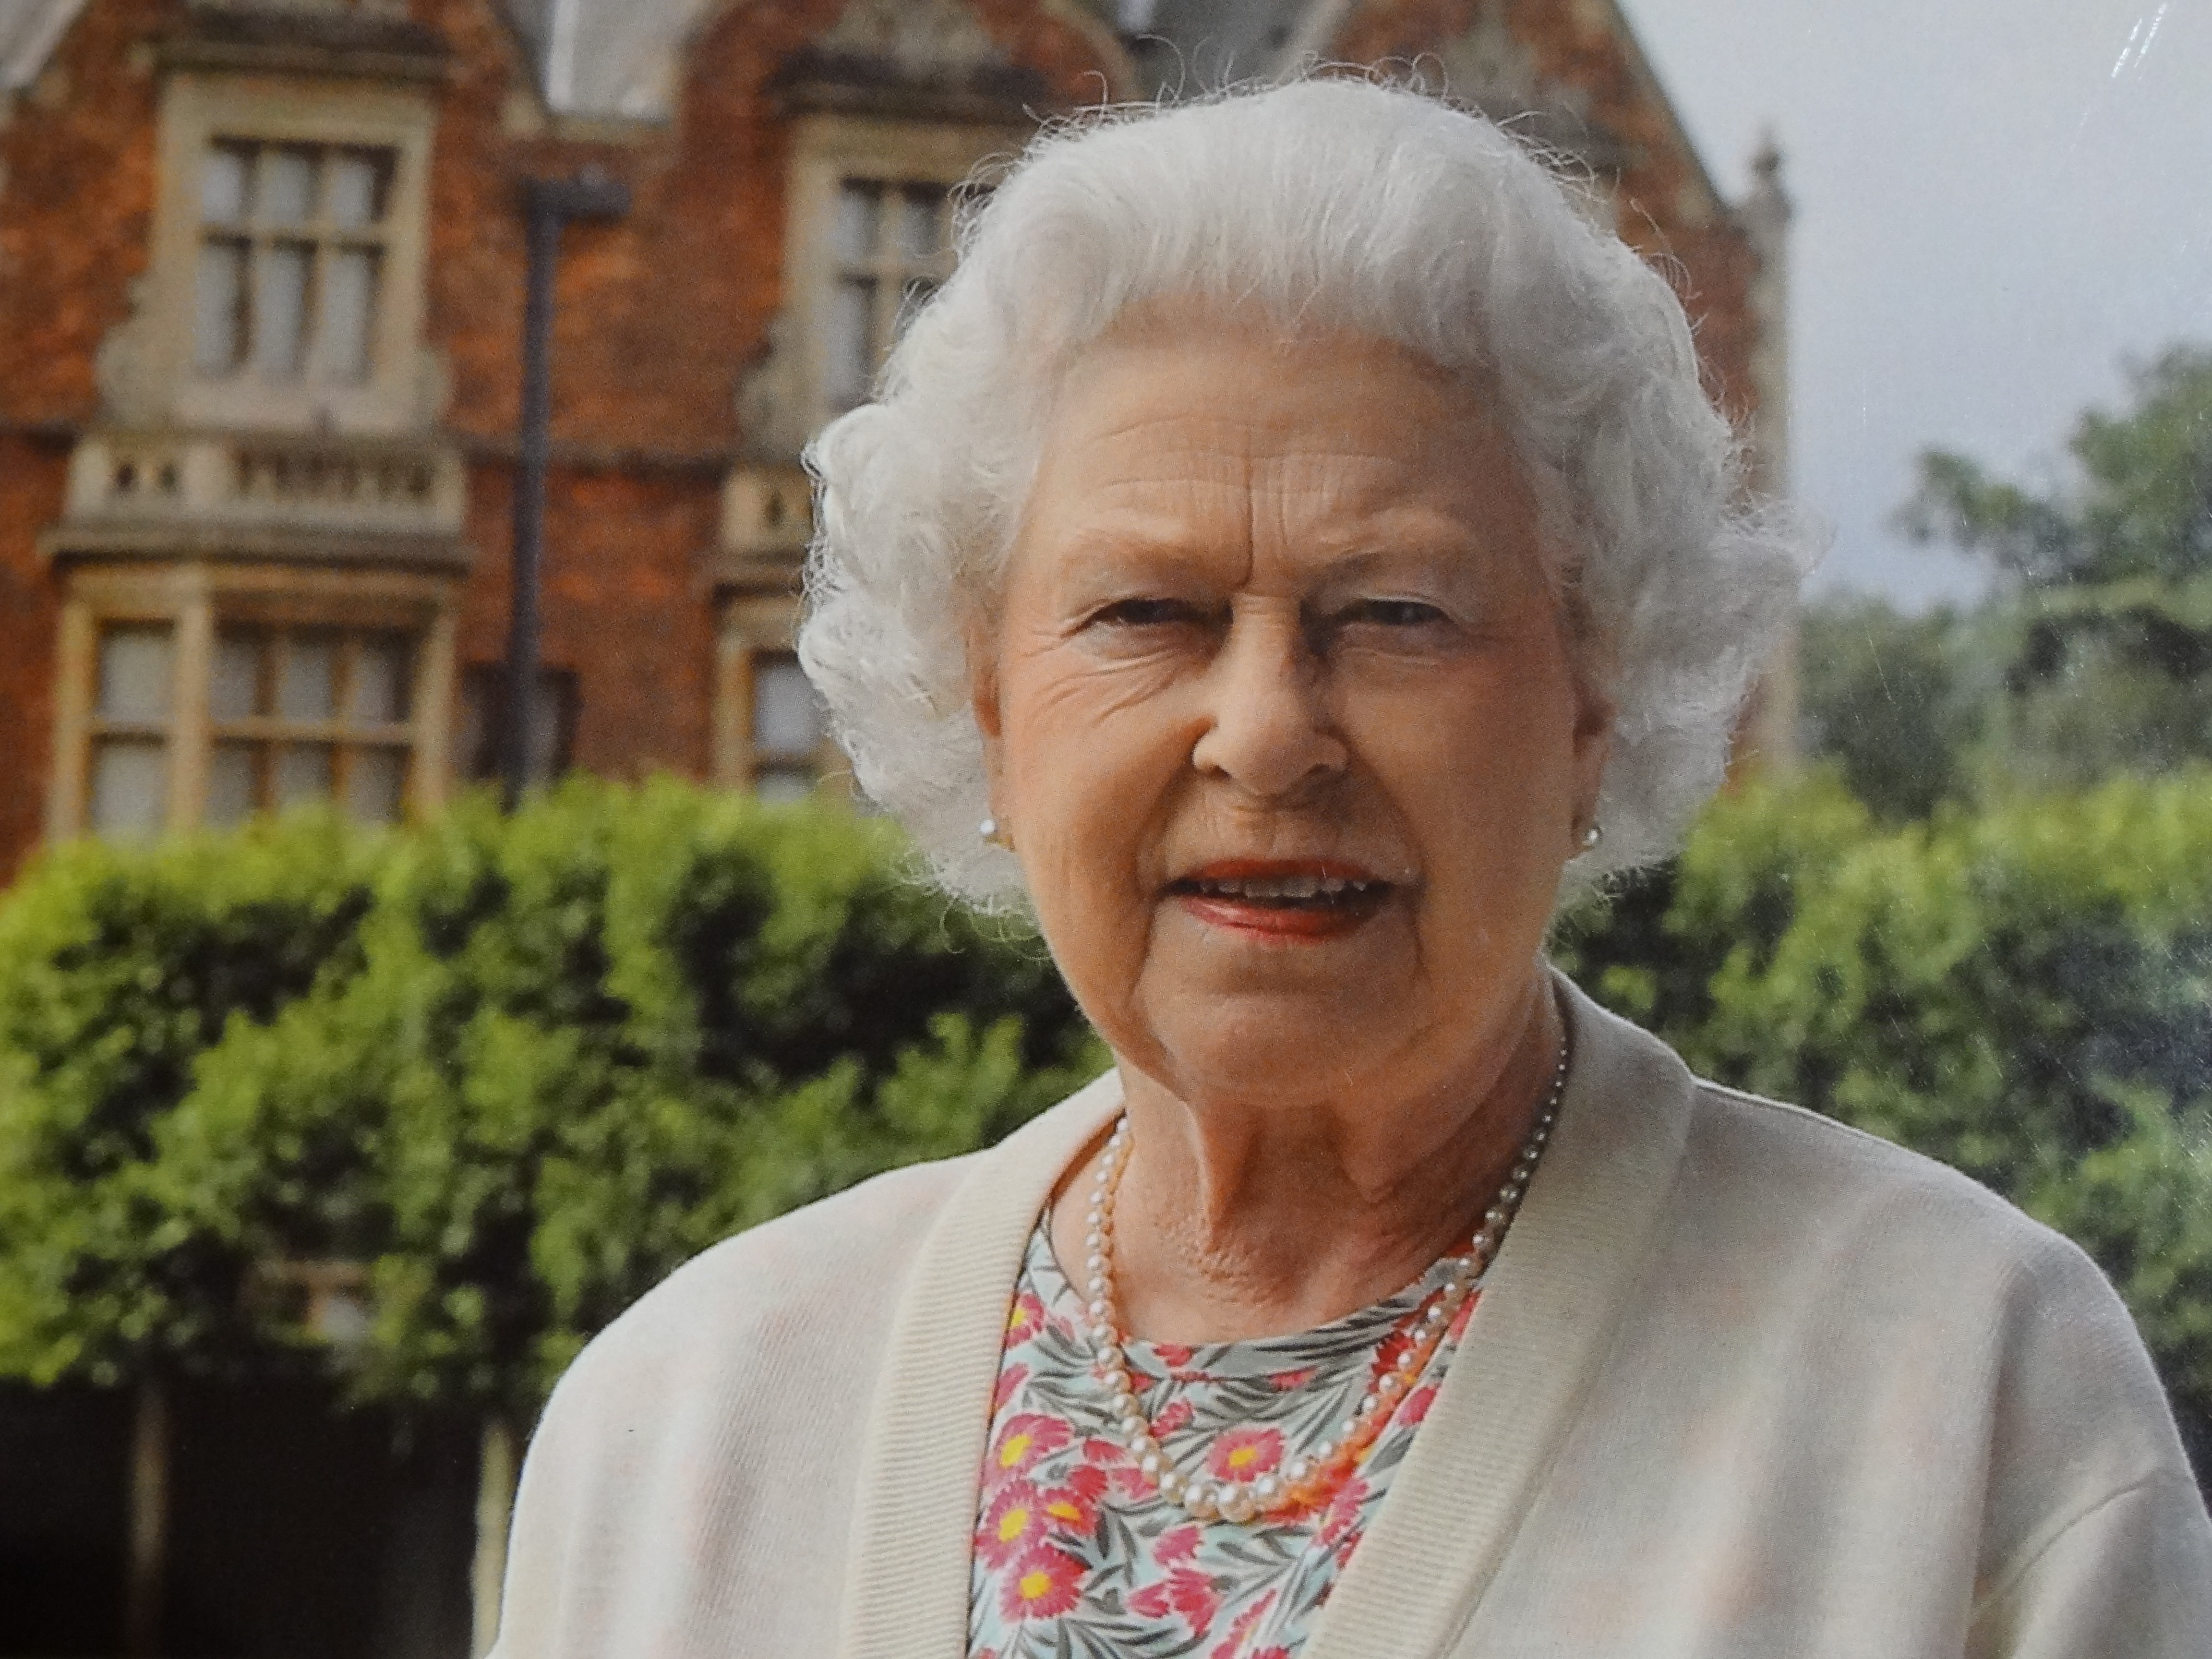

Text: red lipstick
xmin=1167 ymin=858 xmax=1393 ymax=942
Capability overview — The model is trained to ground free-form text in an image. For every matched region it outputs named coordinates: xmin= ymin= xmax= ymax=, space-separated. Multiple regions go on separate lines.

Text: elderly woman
xmin=491 ymin=81 xmax=2211 ymax=1656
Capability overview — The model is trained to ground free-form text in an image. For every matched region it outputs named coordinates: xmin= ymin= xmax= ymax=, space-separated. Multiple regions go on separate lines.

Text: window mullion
xmin=168 ymin=592 xmax=216 ymax=831
xmin=410 ymin=600 xmax=456 ymax=813
xmin=47 ymin=598 xmax=97 ymax=840
xmin=332 ymin=635 xmax=358 ymax=810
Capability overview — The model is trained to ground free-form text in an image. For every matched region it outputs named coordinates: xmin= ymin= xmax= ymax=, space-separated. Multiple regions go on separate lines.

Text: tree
xmin=1899 ymin=345 xmax=2212 ymax=589
xmin=0 ymin=781 xmax=1102 ymax=1648
xmin=0 ymin=815 xmax=380 ymax=1652
xmin=1890 ymin=345 xmax=2212 ymax=791
xmin=1795 ymin=596 xmax=1985 ymax=818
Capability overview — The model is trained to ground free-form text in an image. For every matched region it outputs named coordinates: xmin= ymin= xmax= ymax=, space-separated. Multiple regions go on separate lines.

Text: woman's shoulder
xmin=1671 ymin=1076 xmax=2135 ymax=1346
xmin=1674 ymin=1076 xmax=2188 ymax=1469
xmin=1569 ymin=985 xmax=2075 ymax=1281
xmin=1679 ymin=1076 xmax=2072 ymax=1270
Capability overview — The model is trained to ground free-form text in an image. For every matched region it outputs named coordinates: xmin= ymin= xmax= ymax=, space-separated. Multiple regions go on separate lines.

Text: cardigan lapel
xmin=1300 ymin=977 xmax=1697 ymax=1659
xmin=833 ymin=1069 xmax=1125 ymax=1659
xmin=834 ymin=979 xmax=1695 ymax=1659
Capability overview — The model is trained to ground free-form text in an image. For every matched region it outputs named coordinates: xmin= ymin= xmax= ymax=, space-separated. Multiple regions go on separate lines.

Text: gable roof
xmin=1114 ymin=0 xmax=1302 ymax=95
xmin=0 ymin=0 xmax=1725 ymax=215
xmin=0 ymin=0 xmax=83 ymax=90
xmin=505 ymin=0 xmax=1308 ymax=120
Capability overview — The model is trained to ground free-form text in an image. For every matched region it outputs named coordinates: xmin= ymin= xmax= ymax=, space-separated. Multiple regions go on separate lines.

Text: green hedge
xmin=3 ymin=771 xmax=2208 ymax=1478
xmin=1561 ymin=768 xmax=2212 ymax=1477
xmin=0 ymin=781 xmax=1099 ymax=1414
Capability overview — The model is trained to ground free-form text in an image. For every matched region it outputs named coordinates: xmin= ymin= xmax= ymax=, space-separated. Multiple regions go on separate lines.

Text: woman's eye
xmin=1088 ymin=597 xmax=1205 ymax=628
xmin=1342 ymin=599 xmax=1449 ymax=629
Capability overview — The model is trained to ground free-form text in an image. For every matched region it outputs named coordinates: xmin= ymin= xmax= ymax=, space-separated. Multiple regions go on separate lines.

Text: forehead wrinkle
xmin=1035 ymin=464 xmax=1497 ymax=596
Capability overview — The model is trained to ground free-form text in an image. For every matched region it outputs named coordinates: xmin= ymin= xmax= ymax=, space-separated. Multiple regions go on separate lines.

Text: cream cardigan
xmin=491 ymin=983 xmax=2212 ymax=1657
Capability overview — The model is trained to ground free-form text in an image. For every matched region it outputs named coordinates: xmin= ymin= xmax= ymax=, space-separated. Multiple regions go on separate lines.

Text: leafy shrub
xmin=6 ymin=769 xmax=2209 ymax=1477
xmin=0 ymin=782 xmax=1098 ymax=1412
xmin=0 ymin=816 xmax=379 ymax=1384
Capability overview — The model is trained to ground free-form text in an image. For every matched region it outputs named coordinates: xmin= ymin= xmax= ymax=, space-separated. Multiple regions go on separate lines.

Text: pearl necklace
xmin=1080 ymin=1036 xmax=1569 ymax=1525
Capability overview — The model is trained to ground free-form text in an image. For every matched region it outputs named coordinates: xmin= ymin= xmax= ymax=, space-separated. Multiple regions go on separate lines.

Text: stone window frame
xmin=139 ymin=72 xmax=436 ymax=435
xmin=46 ymin=561 xmax=458 ymax=841
xmin=712 ymin=592 xmax=841 ymax=801
xmin=776 ymin=112 xmax=1028 ymax=445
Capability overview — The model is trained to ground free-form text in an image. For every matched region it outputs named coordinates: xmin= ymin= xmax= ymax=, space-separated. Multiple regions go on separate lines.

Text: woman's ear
xmin=1562 ymin=608 xmax=1618 ymax=825
xmin=1570 ymin=684 xmax=1615 ymax=837
xmin=966 ymin=616 xmax=1008 ymax=812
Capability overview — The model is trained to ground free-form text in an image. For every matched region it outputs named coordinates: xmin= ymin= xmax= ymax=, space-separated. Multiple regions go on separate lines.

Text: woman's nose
xmin=1187 ymin=606 xmax=1349 ymax=798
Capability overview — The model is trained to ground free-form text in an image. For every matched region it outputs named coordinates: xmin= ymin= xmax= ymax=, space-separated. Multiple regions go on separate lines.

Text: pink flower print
xmin=1400 ymin=1382 xmax=1439 ymax=1425
xmin=1154 ymin=1523 xmax=1202 ymax=1565
xmin=998 ymin=1542 xmax=1086 ymax=1622
xmin=1209 ymin=1589 xmax=1277 ymax=1658
xmin=1129 ymin=1567 xmax=1221 ymax=1634
xmin=1370 ymin=1326 xmax=1418 ymax=1385
xmin=1153 ymin=1397 xmax=1195 ymax=1437
xmin=1079 ymin=1436 xmax=1122 ymax=1465
xmin=978 ymin=1479 xmax=1051 ymax=1568
xmin=1269 ymin=1366 xmax=1318 ymax=1391
xmin=1108 ymin=1462 xmax=1152 ymax=1501
xmin=1039 ymin=1466 xmax=1106 ymax=1537
xmin=1006 ymin=1290 xmax=1049 ymax=1341
xmin=992 ymin=1362 xmax=1029 ymax=1411
xmin=1153 ymin=1343 xmax=1196 ymax=1368
xmin=1206 ymin=1425 xmax=1283 ymax=1482
xmin=1317 ymin=1476 xmax=1369 ymax=1551
xmin=1449 ymin=1286 xmax=1482 ymax=1339
xmin=988 ymin=1413 xmax=1071 ymax=1483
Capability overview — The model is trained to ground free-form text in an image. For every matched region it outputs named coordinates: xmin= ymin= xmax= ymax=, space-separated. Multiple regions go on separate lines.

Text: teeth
xmin=1192 ymin=875 xmax=1379 ymax=900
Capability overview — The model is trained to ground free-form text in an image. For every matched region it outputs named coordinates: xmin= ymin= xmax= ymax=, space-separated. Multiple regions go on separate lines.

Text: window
xmin=204 ymin=625 xmax=415 ymax=827
xmin=747 ymin=652 xmax=828 ymax=801
xmin=86 ymin=624 xmax=179 ymax=841
xmin=821 ymin=180 xmax=953 ymax=417
xmin=144 ymin=75 xmax=435 ymax=432
xmin=454 ymin=665 xmax=579 ymax=790
xmin=47 ymin=566 xmax=457 ymax=842
xmin=760 ymin=116 xmax=1020 ymax=449
xmin=192 ymin=140 xmax=396 ymax=389
xmin=713 ymin=599 xmax=838 ymax=800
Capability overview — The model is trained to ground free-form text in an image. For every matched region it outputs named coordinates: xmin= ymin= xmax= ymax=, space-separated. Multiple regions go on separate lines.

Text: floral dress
xmin=968 ymin=1219 xmax=1484 ymax=1659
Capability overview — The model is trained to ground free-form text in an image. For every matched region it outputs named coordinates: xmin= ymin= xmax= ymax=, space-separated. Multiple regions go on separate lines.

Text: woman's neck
xmin=1049 ymin=973 xmax=1564 ymax=1344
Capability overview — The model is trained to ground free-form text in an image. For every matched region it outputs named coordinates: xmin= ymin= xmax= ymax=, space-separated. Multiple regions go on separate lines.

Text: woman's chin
xmin=1125 ymin=991 xmax=1425 ymax=1110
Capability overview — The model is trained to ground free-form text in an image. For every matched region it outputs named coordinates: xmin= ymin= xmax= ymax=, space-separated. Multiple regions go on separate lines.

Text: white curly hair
xmin=800 ymin=76 xmax=1806 ymax=908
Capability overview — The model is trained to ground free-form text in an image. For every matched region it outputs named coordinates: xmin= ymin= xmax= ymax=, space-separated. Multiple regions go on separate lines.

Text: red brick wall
xmin=421 ymin=0 xmax=1122 ymax=786
xmin=0 ymin=0 xmax=170 ymax=422
xmin=1338 ymin=0 xmax=1763 ymax=427
xmin=0 ymin=0 xmax=1755 ymax=883
xmin=0 ymin=433 xmax=71 ymax=871
xmin=0 ymin=0 xmax=179 ymax=882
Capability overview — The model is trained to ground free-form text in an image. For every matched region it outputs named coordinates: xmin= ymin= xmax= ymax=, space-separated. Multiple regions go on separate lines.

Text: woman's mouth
xmin=1166 ymin=863 xmax=1394 ymax=939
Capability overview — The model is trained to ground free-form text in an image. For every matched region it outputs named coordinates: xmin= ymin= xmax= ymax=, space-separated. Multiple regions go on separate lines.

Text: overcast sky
xmin=1617 ymin=0 xmax=2212 ymax=609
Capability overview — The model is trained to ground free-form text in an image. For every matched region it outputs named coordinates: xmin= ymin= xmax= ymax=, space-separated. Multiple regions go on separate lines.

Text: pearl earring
xmin=1579 ymin=820 xmax=1604 ymax=851
xmin=980 ymin=817 xmax=1010 ymax=848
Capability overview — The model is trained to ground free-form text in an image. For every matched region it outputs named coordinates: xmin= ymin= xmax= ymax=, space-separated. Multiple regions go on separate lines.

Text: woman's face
xmin=972 ymin=312 xmax=1612 ymax=1114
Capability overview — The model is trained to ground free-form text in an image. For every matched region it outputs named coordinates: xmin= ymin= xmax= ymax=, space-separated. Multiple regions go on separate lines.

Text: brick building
xmin=0 ymin=0 xmax=1791 ymax=891
xmin=0 ymin=0 xmax=1789 ymax=1651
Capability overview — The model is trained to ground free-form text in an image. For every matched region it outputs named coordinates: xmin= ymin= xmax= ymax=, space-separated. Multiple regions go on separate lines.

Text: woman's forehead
xmin=1013 ymin=321 xmax=1539 ymax=582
